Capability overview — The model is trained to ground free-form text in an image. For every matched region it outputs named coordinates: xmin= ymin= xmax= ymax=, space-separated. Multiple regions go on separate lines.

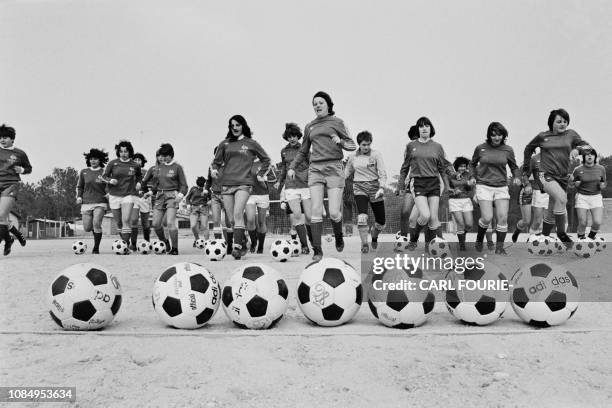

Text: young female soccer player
xmin=205 ymin=148 xmax=231 ymax=248
xmin=211 ymin=115 xmax=271 ymax=260
xmin=185 ymin=176 xmax=210 ymax=246
xmin=448 ymin=156 xmax=473 ymax=251
xmin=128 ymin=153 xmax=151 ymax=250
xmin=288 ymin=91 xmax=357 ymax=261
xmin=76 ymin=148 xmax=109 ymax=254
xmin=345 ymin=131 xmax=387 ymax=253
xmin=0 ymin=124 xmax=32 ymax=256
xmin=571 ymin=148 xmax=606 ymax=240
xmin=469 ymin=122 xmax=521 ymax=254
xmin=246 ymin=159 xmax=270 ymax=253
xmin=512 ymin=151 xmax=549 ymax=241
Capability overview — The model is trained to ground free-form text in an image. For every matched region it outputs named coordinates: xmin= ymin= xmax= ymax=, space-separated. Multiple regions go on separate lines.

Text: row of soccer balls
xmin=48 ymin=258 xmax=579 ymax=331
xmin=72 ymin=239 xmax=301 ymax=262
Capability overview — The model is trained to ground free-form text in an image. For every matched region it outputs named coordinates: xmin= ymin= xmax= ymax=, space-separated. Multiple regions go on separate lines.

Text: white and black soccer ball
xmin=527 ymin=235 xmax=553 ymax=256
xmin=205 ymin=240 xmax=226 ymax=261
xmin=573 ymin=238 xmax=597 ymax=258
xmin=137 ymin=240 xmax=152 ymax=254
xmin=445 ymin=265 xmax=509 ymax=326
xmin=48 ymin=263 xmax=122 ymax=330
xmin=325 ymin=234 xmax=334 ymax=243
xmin=222 ymin=264 xmax=289 ymax=329
xmin=595 ymin=236 xmax=607 ymax=252
xmin=270 ymin=239 xmax=292 ymax=262
xmin=152 ymin=262 xmax=221 ymax=329
xmin=111 ymin=240 xmax=129 ymax=255
xmin=152 ymin=240 xmax=167 ymax=255
xmin=395 ymin=235 xmax=411 ymax=252
xmin=510 ymin=262 xmax=580 ymax=327
xmin=289 ymin=239 xmax=301 ymax=257
xmin=394 ymin=231 xmax=402 ymax=241
xmin=297 ymin=258 xmax=362 ymax=326
xmin=72 ymin=240 xmax=87 ymax=255
xmin=428 ymin=237 xmax=450 ymax=258
xmin=551 ymin=236 xmax=566 ymax=253
xmin=366 ymin=263 xmax=435 ymax=329
xmin=195 ymin=238 xmax=207 ymax=250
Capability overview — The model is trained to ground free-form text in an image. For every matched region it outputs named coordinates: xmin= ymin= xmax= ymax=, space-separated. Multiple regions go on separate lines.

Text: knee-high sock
xmin=331 ymin=219 xmax=343 ymax=238
xmin=131 ymin=227 xmax=139 ymax=246
xmin=248 ymin=229 xmax=258 ymax=248
xmin=310 ymin=221 xmax=323 ymax=248
xmin=554 ymin=212 xmax=566 ymax=235
xmin=295 ymin=224 xmax=308 ymax=247
xmin=257 ymin=232 xmax=266 ymax=252
xmin=0 ymin=224 xmax=9 ymax=243
xmin=169 ymin=229 xmax=178 ymax=250
xmin=306 ymin=224 xmax=313 ymax=245
xmin=476 ymin=220 xmax=489 ymax=243
xmin=411 ymin=221 xmax=426 ymax=243
xmin=93 ymin=232 xmax=102 ymax=250
xmin=233 ymin=228 xmax=245 ymax=249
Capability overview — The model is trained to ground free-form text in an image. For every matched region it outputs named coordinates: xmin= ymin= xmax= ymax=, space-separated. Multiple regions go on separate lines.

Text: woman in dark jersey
xmin=245 ymin=159 xmax=270 ymax=253
xmin=571 ymin=148 xmax=606 ymax=240
xmin=448 ymin=156 xmax=473 ymax=251
xmin=185 ymin=176 xmax=210 ymax=247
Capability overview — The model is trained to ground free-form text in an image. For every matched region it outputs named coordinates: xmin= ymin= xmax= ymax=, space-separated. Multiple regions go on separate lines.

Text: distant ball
xmin=72 ymin=240 xmax=87 ymax=255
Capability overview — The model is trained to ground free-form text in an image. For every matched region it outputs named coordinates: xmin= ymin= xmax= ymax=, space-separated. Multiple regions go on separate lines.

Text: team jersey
xmin=523 ymin=129 xmax=589 ymax=178
xmin=212 ymin=137 xmax=270 ymax=186
xmin=290 ymin=115 xmax=356 ymax=169
xmin=345 ymin=149 xmax=387 ymax=186
xmin=102 ymin=158 xmax=142 ymax=197
xmin=521 ymin=154 xmax=544 ymax=191
xmin=470 ymin=142 xmax=519 ymax=187
xmin=398 ymin=139 xmax=454 ymax=188
xmin=185 ymin=186 xmax=209 ymax=206
xmin=0 ymin=146 xmax=32 ymax=185
xmin=250 ymin=161 xmax=270 ymax=196
xmin=572 ymin=164 xmax=606 ymax=195
xmin=156 ymin=161 xmax=188 ymax=194
xmin=141 ymin=166 xmax=158 ymax=193
xmin=205 ymin=166 xmax=223 ymax=194
xmin=76 ymin=167 xmax=107 ymax=204
xmin=277 ymin=142 xmax=308 ymax=189
xmin=449 ymin=172 xmax=472 ymax=199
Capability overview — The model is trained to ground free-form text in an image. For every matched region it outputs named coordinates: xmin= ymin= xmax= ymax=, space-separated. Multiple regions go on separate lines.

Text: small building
xmin=28 ymin=218 xmax=71 ymax=239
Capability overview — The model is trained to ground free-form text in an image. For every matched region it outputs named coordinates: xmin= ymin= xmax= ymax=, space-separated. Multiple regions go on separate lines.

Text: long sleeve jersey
xmin=212 ymin=137 xmax=271 ymax=186
xmin=102 ymin=159 xmax=142 ymax=197
xmin=76 ymin=168 xmax=107 ymax=204
xmin=398 ymin=139 xmax=454 ymax=188
xmin=289 ymin=115 xmax=356 ymax=170
xmin=449 ymin=172 xmax=472 ymax=199
xmin=572 ymin=164 xmax=606 ymax=195
xmin=277 ymin=142 xmax=308 ymax=189
xmin=0 ymin=146 xmax=32 ymax=185
xmin=345 ymin=149 xmax=387 ymax=187
xmin=185 ymin=186 xmax=209 ymax=206
xmin=155 ymin=161 xmax=188 ymax=194
xmin=522 ymin=129 xmax=589 ymax=178
xmin=470 ymin=142 xmax=519 ymax=187
xmin=205 ymin=166 xmax=223 ymax=194
xmin=141 ymin=166 xmax=158 ymax=193
xmin=251 ymin=161 xmax=270 ymax=196
xmin=521 ymin=154 xmax=544 ymax=191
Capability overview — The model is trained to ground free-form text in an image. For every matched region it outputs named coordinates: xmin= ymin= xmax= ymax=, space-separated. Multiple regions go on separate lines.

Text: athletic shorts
xmin=81 ymin=203 xmax=108 ymax=214
xmin=449 ymin=198 xmax=474 ymax=212
xmin=540 ymin=172 xmax=569 ymax=192
xmin=575 ymin=193 xmax=603 ymax=210
xmin=517 ymin=187 xmax=533 ymax=206
xmin=133 ymin=196 xmax=151 ymax=213
xmin=0 ymin=183 xmax=19 ymax=198
xmin=109 ymin=194 xmax=137 ymax=210
xmin=354 ymin=181 xmax=383 ymax=203
xmin=308 ymin=160 xmax=345 ymax=188
xmin=221 ymin=185 xmax=252 ymax=195
xmin=153 ymin=191 xmax=180 ymax=211
xmin=285 ymin=188 xmax=311 ymax=201
xmin=246 ymin=194 xmax=270 ymax=209
xmin=532 ymin=190 xmax=550 ymax=209
xmin=211 ymin=192 xmax=223 ymax=208
xmin=475 ymin=184 xmax=510 ymax=201
xmin=190 ymin=204 xmax=209 ymax=216
xmin=410 ymin=177 xmax=440 ymax=198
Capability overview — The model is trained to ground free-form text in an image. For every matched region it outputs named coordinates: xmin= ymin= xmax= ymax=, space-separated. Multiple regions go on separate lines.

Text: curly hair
xmin=0 ymin=124 xmax=16 ymax=139
xmin=114 ymin=140 xmax=134 ymax=158
xmin=133 ymin=153 xmax=147 ymax=167
xmin=196 ymin=176 xmax=206 ymax=187
xmin=453 ymin=156 xmax=470 ymax=171
xmin=282 ymin=123 xmax=302 ymax=141
xmin=84 ymin=148 xmax=109 ymax=167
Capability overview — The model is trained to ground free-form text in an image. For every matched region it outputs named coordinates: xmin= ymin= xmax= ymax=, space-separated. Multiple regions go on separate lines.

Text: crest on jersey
xmin=129 ymin=167 xmax=135 ymax=175
xmin=240 ymin=144 xmax=249 ymax=154
xmin=8 ymin=154 xmax=17 ymax=163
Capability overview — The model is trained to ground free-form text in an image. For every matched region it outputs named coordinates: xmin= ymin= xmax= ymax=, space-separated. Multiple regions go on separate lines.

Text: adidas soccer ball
xmin=395 ymin=235 xmax=412 ymax=252
xmin=510 ymin=262 xmax=579 ymax=327
xmin=595 ymin=236 xmax=607 ymax=252
xmin=445 ymin=265 xmax=509 ymax=326
xmin=573 ymin=238 xmax=597 ymax=258
xmin=297 ymin=258 xmax=362 ymax=326
xmin=111 ymin=240 xmax=129 ymax=255
xmin=194 ymin=238 xmax=207 ymax=249
xmin=152 ymin=262 xmax=221 ymax=329
xmin=205 ymin=240 xmax=226 ymax=261
xmin=289 ymin=239 xmax=301 ymax=257
xmin=48 ymin=263 xmax=122 ymax=330
xmin=72 ymin=240 xmax=87 ymax=255
xmin=428 ymin=237 xmax=450 ymax=258
xmin=270 ymin=239 xmax=292 ymax=262
xmin=222 ymin=264 xmax=289 ymax=329
xmin=137 ymin=240 xmax=152 ymax=254
xmin=152 ymin=240 xmax=167 ymax=255
xmin=527 ymin=235 xmax=554 ymax=256
xmin=366 ymin=263 xmax=435 ymax=329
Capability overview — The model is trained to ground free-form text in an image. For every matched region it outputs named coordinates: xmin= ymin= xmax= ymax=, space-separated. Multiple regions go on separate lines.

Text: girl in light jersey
xmin=571 ymin=148 xmax=606 ymax=240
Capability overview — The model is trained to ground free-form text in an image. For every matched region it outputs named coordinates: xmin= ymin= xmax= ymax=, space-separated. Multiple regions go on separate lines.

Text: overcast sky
xmin=2 ymin=0 xmax=611 ymax=184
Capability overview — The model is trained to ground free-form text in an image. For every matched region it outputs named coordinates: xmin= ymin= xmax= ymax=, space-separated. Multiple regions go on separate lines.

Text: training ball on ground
xmin=72 ymin=240 xmax=87 ymax=255
xmin=395 ymin=231 xmax=402 ymax=241
xmin=366 ymin=262 xmax=435 ymax=329
xmin=297 ymin=258 xmax=362 ymax=326
xmin=152 ymin=262 xmax=221 ymax=329
xmin=573 ymin=238 xmax=597 ymax=258
xmin=595 ymin=236 xmax=607 ymax=252
xmin=445 ymin=264 xmax=509 ymax=326
xmin=289 ymin=239 xmax=300 ymax=257
xmin=137 ymin=240 xmax=152 ymax=254
xmin=48 ymin=263 xmax=122 ymax=330
xmin=222 ymin=264 xmax=289 ymax=329
xmin=205 ymin=239 xmax=226 ymax=261
xmin=111 ymin=240 xmax=129 ymax=255
xmin=395 ymin=235 xmax=411 ymax=252
xmin=428 ymin=237 xmax=450 ymax=258
xmin=152 ymin=240 xmax=167 ymax=255
xmin=325 ymin=234 xmax=333 ymax=243
xmin=510 ymin=262 xmax=580 ymax=327
xmin=527 ymin=235 xmax=554 ymax=256
xmin=270 ymin=239 xmax=292 ymax=262
xmin=194 ymin=238 xmax=207 ymax=249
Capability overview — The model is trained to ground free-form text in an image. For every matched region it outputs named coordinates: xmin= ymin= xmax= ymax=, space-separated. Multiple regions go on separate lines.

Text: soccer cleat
xmin=3 ymin=237 xmax=14 ymax=256
xmin=301 ymin=246 xmax=310 ymax=255
xmin=557 ymin=232 xmax=574 ymax=249
xmin=335 ymin=235 xmax=344 ymax=252
xmin=92 ymin=247 xmax=100 ymax=254
xmin=474 ymin=241 xmax=484 ymax=252
xmin=169 ymin=248 xmax=179 ymax=255
xmin=312 ymin=246 xmax=323 ymax=262
xmin=371 ymin=240 xmax=378 ymax=250
xmin=361 ymin=244 xmax=369 ymax=254
xmin=487 ymin=241 xmax=495 ymax=251
xmin=12 ymin=230 xmax=26 ymax=247
xmin=511 ymin=229 xmax=521 ymax=243
xmin=256 ymin=248 xmax=264 ymax=254
xmin=129 ymin=244 xmax=137 ymax=252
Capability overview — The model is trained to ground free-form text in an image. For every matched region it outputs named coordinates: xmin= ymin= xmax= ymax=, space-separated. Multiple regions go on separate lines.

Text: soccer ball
xmin=366 ymin=263 xmax=435 ymax=329
xmin=595 ymin=236 xmax=607 ymax=252
xmin=194 ymin=238 xmax=207 ymax=249
xmin=428 ymin=237 xmax=450 ymax=258
xmin=445 ymin=265 xmax=509 ymax=326
xmin=48 ymin=263 xmax=122 ymax=330
xmin=289 ymin=239 xmax=301 ymax=257
xmin=394 ymin=231 xmax=402 ymax=241
xmin=527 ymin=235 xmax=554 ymax=256
xmin=510 ymin=262 xmax=580 ymax=327
xmin=72 ymin=240 xmax=87 ymax=255
xmin=152 ymin=262 xmax=221 ymax=329
xmin=395 ymin=235 xmax=412 ymax=252
xmin=573 ymin=238 xmax=597 ymax=258
xmin=137 ymin=240 xmax=152 ymax=254
xmin=270 ymin=239 xmax=292 ymax=262
xmin=222 ymin=264 xmax=289 ymax=329
xmin=297 ymin=258 xmax=362 ymax=326
xmin=111 ymin=240 xmax=129 ymax=255
xmin=325 ymin=234 xmax=333 ymax=243
xmin=152 ymin=240 xmax=167 ymax=255
xmin=205 ymin=240 xmax=227 ymax=261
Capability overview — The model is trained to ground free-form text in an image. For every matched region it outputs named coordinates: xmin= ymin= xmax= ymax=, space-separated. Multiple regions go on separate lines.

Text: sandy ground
xmin=1 ymin=235 xmax=611 ymax=407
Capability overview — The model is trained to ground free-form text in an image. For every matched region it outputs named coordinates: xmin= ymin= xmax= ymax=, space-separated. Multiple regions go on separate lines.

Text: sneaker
xmin=495 ymin=247 xmax=508 ymax=255
xmin=371 ymin=240 xmax=378 ymax=250
xmin=3 ymin=237 xmax=14 ymax=256
xmin=301 ymin=246 xmax=310 ymax=255
xmin=256 ymin=248 xmax=264 ymax=254
xmin=129 ymin=244 xmax=137 ymax=252
xmin=169 ymin=248 xmax=179 ymax=255
xmin=335 ymin=235 xmax=344 ymax=252
xmin=361 ymin=244 xmax=369 ymax=254
xmin=487 ymin=241 xmax=495 ymax=251
xmin=12 ymin=230 xmax=26 ymax=247
xmin=312 ymin=246 xmax=323 ymax=262
xmin=474 ymin=241 xmax=484 ymax=252
xmin=511 ymin=229 xmax=521 ymax=243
